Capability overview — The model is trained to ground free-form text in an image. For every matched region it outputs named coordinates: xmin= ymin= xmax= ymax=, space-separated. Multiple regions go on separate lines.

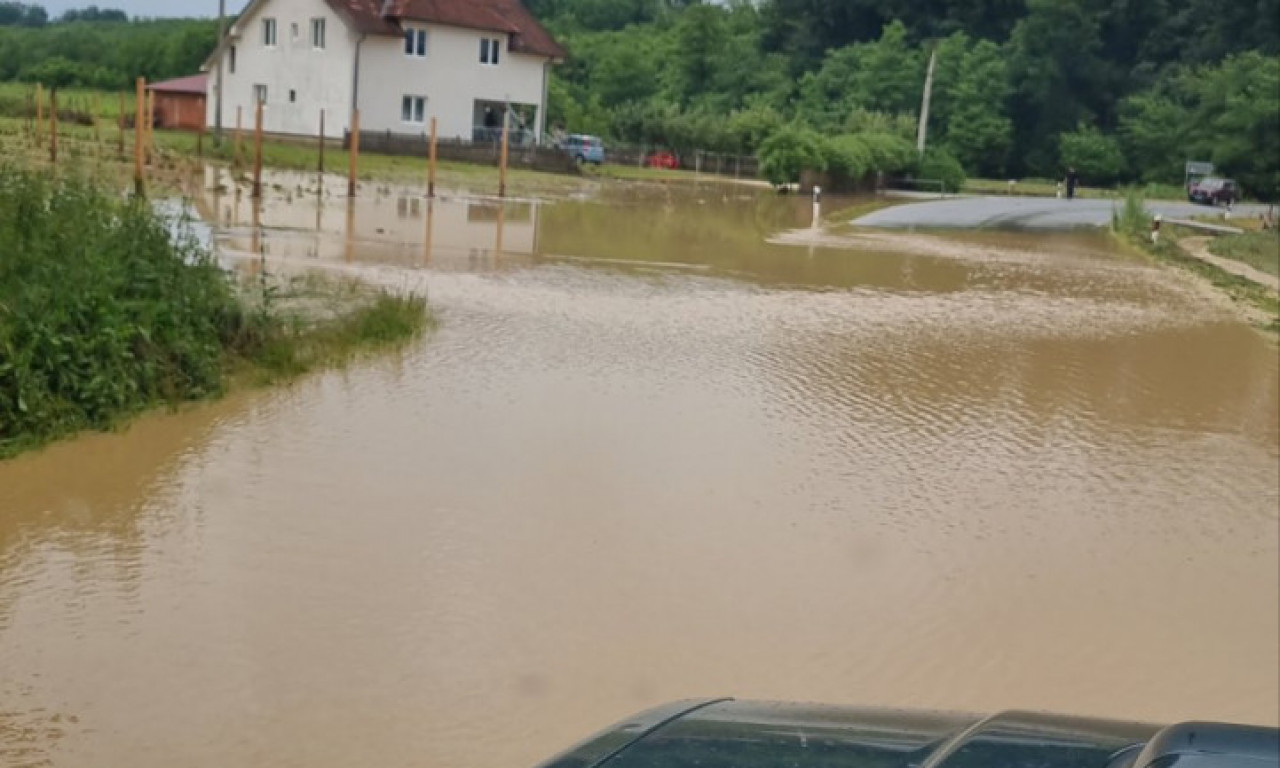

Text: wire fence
xmin=600 ymin=142 xmax=759 ymax=179
xmin=343 ymin=129 xmax=761 ymax=179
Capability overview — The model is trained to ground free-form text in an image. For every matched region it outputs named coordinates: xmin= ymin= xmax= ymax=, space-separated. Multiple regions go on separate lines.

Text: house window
xmin=289 ymin=89 xmax=297 ymax=103
xmin=253 ymin=84 xmax=267 ymax=104
xmin=290 ymin=22 xmax=299 ymax=41
xmin=401 ymin=95 xmax=426 ymax=124
xmin=404 ymin=28 xmax=427 ymax=57
xmin=480 ymin=37 xmax=502 ymax=64
xmin=262 ymin=17 xmax=277 ymax=47
xmin=311 ymin=17 xmax=326 ymax=49
xmin=229 ymin=45 xmax=237 ymax=73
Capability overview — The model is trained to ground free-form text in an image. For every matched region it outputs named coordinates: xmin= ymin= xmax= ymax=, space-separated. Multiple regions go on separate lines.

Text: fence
xmin=602 ymin=142 xmax=759 ymax=179
xmin=343 ymin=130 xmax=759 ymax=180
xmin=347 ymin=129 xmax=578 ymax=175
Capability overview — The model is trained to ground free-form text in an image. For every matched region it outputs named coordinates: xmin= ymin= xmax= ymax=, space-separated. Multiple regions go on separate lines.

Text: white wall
xmin=357 ymin=23 xmax=549 ymax=140
xmin=206 ymin=0 xmax=357 ymax=139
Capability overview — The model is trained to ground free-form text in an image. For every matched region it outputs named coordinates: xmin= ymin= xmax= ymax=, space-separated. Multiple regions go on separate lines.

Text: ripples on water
xmin=1 ymin=179 xmax=1277 ymax=768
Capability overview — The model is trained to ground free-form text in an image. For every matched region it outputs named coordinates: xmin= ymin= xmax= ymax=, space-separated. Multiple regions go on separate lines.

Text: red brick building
xmin=148 ymin=74 xmax=208 ymax=132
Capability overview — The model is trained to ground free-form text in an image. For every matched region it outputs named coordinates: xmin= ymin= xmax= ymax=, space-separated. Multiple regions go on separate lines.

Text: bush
xmin=1059 ymin=124 xmax=1126 ymax=185
xmin=0 ymin=168 xmax=430 ymax=456
xmin=821 ymin=132 xmax=916 ymax=184
xmin=1111 ymin=188 xmax=1150 ymax=238
xmin=0 ymin=168 xmax=239 ymax=452
xmin=917 ymin=146 xmax=967 ymax=192
xmin=757 ymin=125 xmax=827 ymax=187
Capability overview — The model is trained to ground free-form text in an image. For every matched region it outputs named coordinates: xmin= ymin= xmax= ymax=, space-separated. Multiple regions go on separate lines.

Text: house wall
xmin=357 ymin=23 xmax=549 ymax=140
xmin=205 ymin=0 xmax=358 ymax=138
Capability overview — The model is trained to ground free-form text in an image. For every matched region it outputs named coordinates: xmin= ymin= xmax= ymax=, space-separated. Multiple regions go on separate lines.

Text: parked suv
xmin=561 ymin=134 xmax=605 ymax=165
xmin=1187 ymin=177 xmax=1239 ymax=206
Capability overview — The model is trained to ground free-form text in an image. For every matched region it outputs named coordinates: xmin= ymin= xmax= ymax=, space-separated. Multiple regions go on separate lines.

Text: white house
xmin=202 ymin=0 xmax=565 ymax=142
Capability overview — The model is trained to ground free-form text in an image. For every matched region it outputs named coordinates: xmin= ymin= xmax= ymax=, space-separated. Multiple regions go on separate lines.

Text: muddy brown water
xmin=2 ymin=172 xmax=1277 ymax=768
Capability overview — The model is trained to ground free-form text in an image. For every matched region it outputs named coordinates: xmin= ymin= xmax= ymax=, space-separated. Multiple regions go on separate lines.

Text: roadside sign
xmin=1185 ymin=161 xmax=1214 ymax=181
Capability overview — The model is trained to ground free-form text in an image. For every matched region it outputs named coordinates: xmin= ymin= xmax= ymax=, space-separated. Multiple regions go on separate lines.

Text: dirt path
xmin=1180 ymin=236 xmax=1280 ymax=292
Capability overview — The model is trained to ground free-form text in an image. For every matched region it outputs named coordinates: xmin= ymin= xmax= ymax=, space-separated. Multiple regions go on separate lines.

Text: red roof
xmin=148 ymin=74 xmax=208 ymax=94
xmin=323 ymin=0 xmax=401 ymax=35
xmin=327 ymin=0 xmax=565 ymax=59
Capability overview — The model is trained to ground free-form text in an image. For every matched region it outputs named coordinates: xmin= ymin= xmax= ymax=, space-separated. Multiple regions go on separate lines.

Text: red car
xmin=1187 ymin=177 xmax=1239 ymax=206
xmin=646 ymin=150 xmax=679 ymax=170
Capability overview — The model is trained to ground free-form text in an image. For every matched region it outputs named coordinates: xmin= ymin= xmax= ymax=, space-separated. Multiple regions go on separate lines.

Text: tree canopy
xmin=2 ymin=0 xmax=1277 ymax=195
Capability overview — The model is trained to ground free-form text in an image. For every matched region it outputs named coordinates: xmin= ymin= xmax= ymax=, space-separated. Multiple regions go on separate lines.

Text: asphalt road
xmin=853 ymin=195 xmax=1274 ymax=230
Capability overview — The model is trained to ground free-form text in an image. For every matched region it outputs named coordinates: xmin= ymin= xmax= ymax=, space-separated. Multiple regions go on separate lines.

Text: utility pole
xmin=916 ymin=44 xmax=938 ymax=155
xmin=214 ymin=0 xmax=226 ymax=145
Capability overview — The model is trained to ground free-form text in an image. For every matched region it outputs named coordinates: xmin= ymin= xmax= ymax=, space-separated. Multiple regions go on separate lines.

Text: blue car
xmin=562 ymin=134 xmax=605 ymax=165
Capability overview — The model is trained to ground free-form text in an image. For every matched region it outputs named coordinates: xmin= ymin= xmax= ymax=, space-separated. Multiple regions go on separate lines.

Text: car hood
xmin=534 ymin=699 xmax=1246 ymax=768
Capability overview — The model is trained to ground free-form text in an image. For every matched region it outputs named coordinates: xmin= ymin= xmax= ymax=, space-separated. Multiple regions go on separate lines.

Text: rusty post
xmin=49 ymin=90 xmax=58 ymax=165
xmin=134 ymin=77 xmax=146 ymax=196
xmin=318 ymin=109 xmax=326 ymax=173
xmin=347 ymin=108 xmax=360 ymax=197
xmin=427 ymin=116 xmax=438 ymax=198
xmin=498 ymin=111 xmax=509 ymax=198
xmin=252 ymin=99 xmax=264 ymax=198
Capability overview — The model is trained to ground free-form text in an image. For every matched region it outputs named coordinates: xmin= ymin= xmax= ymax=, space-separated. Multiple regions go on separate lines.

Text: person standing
xmin=1065 ymin=167 xmax=1079 ymax=200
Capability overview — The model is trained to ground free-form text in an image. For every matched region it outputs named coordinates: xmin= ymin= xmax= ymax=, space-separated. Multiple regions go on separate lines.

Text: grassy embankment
xmin=962 ymin=176 xmax=1189 ymax=201
xmin=1110 ymin=190 xmax=1279 ymax=333
xmin=1207 ymin=228 xmax=1280 ymax=279
xmin=0 ymin=166 xmax=432 ymax=459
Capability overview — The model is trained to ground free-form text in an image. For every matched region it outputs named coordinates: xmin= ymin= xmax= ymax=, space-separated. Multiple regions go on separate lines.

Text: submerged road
xmin=853 ymin=195 xmax=1273 ymax=230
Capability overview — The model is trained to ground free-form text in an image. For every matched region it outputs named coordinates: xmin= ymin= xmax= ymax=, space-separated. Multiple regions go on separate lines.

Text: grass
xmin=1109 ymin=188 xmax=1278 ymax=333
xmin=0 ymin=165 xmax=431 ymax=459
xmin=0 ymin=111 xmax=596 ymax=198
xmin=1207 ymin=230 xmax=1280 ymax=278
xmin=964 ymin=177 xmax=1193 ymax=202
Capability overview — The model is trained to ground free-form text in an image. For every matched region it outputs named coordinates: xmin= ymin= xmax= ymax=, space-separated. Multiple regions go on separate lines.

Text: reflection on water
xmin=2 ymin=171 xmax=1277 ymax=768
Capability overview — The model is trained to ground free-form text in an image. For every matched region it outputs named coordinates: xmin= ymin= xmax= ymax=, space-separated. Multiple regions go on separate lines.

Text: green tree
xmin=941 ymin=39 xmax=1012 ymax=176
xmin=757 ymin=125 xmax=826 ymax=187
xmin=1118 ymin=89 xmax=1190 ymax=184
xmin=1058 ymin=123 xmax=1126 ymax=184
xmin=1006 ymin=0 xmax=1111 ymax=176
xmin=797 ymin=21 xmax=925 ymax=131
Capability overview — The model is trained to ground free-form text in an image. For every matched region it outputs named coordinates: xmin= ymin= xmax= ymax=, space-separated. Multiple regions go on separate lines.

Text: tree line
xmin=533 ymin=0 xmax=1278 ymax=195
xmin=0 ymin=0 xmax=1275 ymax=195
xmin=0 ymin=2 xmax=217 ymax=90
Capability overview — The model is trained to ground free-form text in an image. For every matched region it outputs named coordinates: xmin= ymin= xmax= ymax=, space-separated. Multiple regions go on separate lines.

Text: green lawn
xmin=963 ymin=177 xmax=1190 ymax=202
xmin=1208 ymin=230 xmax=1280 ymax=278
xmin=0 ymin=112 xmax=597 ymax=198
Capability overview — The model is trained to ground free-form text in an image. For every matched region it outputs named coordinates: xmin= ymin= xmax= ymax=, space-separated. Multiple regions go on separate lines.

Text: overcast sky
xmin=33 ymin=0 xmax=217 ymax=18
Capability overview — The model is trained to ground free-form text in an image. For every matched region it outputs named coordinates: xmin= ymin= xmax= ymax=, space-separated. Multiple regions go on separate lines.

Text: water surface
xmin=2 ymin=175 xmax=1276 ymax=768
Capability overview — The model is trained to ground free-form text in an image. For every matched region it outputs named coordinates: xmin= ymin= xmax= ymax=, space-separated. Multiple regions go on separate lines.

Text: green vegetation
xmin=756 ymin=125 xmax=825 ymax=187
xmin=0 ymin=3 xmax=217 ymax=89
xmin=1208 ymin=231 xmax=1280 ymax=279
xmin=0 ymin=167 xmax=430 ymax=458
xmin=1 ymin=0 xmax=1276 ymax=196
xmin=1111 ymin=188 xmax=1152 ymax=239
xmin=1110 ymin=189 xmax=1278 ymax=332
xmin=532 ymin=0 xmax=1279 ymax=198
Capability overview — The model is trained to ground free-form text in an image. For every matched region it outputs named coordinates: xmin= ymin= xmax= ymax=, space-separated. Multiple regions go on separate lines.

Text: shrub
xmin=822 ymin=132 xmax=916 ymax=183
xmin=757 ymin=125 xmax=827 ymax=187
xmin=917 ymin=146 xmax=967 ymax=192
xmin=0 ymin=168 xmax=240 ymax=452
xmin=1059 ymin=123 xmax=1126 ymax=186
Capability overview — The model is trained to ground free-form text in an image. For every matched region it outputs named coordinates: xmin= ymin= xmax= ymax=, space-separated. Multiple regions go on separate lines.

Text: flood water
xmin=2 ymin=171 xmax=1277 ymax=768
